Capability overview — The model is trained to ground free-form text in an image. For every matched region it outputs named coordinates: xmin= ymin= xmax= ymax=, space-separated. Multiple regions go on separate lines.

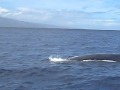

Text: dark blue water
xmin=0 ymin=28 xmax=120 ymax=90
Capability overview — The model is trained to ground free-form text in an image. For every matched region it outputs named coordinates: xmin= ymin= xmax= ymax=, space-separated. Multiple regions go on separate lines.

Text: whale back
xmin=69 ymin=54 xmax=120 ymax=61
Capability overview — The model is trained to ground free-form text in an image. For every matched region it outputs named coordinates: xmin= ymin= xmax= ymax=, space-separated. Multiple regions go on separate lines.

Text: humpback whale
xmin=69 ymin=54 xmax=120 ymax=62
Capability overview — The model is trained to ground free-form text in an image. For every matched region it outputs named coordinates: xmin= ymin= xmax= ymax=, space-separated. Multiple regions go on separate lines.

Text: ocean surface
xmin=0 ymin=28 xmax=120 ymax=90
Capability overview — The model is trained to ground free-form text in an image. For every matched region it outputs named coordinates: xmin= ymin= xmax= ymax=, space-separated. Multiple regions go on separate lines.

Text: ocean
xmin=0 ymin=28 xmax=120 ymax=90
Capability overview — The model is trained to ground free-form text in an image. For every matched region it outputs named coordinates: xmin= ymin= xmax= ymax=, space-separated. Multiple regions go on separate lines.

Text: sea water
xmin=0 ymin=28 xmax=120 ymax=90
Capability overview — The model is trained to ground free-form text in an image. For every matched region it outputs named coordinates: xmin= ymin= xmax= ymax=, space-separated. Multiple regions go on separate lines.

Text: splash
xmin=49 ymin=55 xmax=68 ymax=63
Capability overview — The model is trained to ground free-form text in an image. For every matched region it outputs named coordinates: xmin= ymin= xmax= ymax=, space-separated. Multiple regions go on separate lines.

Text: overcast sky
xmin=0 ymin=0 xmax=120 ymax=30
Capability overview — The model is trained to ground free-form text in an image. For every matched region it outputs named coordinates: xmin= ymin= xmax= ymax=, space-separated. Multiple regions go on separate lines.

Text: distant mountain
xmin=0 ymin=17 xmax=57 ymax=28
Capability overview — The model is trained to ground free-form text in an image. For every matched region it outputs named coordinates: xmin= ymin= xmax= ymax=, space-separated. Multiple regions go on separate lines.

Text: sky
xmin=0 ymin=0 xmax=120 ymax=30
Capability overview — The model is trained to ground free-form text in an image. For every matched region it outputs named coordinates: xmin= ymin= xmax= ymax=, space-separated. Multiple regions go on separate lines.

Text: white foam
xmin=82 ymin=60 xmax=116 ymax=62
xmin=49 ymin=55 xmax=68 ymax=63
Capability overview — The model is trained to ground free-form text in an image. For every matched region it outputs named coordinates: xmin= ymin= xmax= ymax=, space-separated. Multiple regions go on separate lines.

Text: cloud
xmin=17 ymin=7 xmax=33 ymax=14
xmin=0 ymin=7 xmax=9 ymax=14
xmin=0 ymin=7 xmax=53 ymax=22
xmin=0 ymin=5 xmax=120 ymax=30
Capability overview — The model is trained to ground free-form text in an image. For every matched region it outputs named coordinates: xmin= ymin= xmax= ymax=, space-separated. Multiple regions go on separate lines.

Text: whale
xmin=68 ymin=54 xmax=120 ymax=62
